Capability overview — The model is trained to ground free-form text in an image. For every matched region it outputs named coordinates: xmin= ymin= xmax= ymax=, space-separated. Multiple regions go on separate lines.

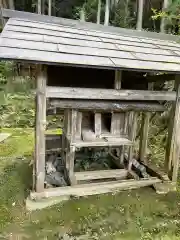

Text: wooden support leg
xmin=95 ymin=112 xmax=101 ymax=138
xmin=165 ymin=75 xmax=180 ymax=183
xmin=139 ymin=112 xmax=150 ymax=164
xmin=128 ymin=112 xmax=138 ymax=171
xmin=35 ymin=65 xmax=47 ymax=193
xmin=139 ymin=83 xmax=153 ymax=164
xmin=66 ymin=145 xmax=76 ymax=185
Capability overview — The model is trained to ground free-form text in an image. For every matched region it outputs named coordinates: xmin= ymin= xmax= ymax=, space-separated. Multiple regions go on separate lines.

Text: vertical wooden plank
xmin=165 ymin=75 xmax=180 ymax=182
xmin=128 ymin=112 xmax=138 ymax=171
xmin=160 ymin=0 xmax=171 ymax=33
xmin=35 ymin=65 xmax=47 ymax=193
xmin=95 ymin=112 xmax=101 ymax=137
xmin=139 ymin=112 xmax=150 ymax=163
xmin=111 ymin=70 xmax=122 ymax=135
xmin=80 ymin=8 xmax=85 ymax=22
xmin=71 ymin=109 xmax=78 ymax=142
xmin=76 ymin=111 xmax=82 ymax=140
xmin=139 ymin=83 xmax=153 ymax=163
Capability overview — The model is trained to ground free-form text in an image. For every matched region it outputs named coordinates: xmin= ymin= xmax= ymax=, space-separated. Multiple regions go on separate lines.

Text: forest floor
xmin=0 ymin=129 xmax=180 ymax=240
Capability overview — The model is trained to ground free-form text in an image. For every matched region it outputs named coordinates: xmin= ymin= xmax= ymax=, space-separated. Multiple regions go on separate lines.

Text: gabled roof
xmin=1 ymin=15 xmax=180 ymax=72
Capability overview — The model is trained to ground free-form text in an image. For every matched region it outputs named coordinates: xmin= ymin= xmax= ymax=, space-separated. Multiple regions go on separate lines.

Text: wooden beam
xmin=70 ymin=136 xmax=133 ymax=148
xmin=35 ymin=65 xmax=47 ymax=193
xmin=49 ymin=100 xmax=165 ymax=112
xmin=30 ymin=177 xmax=162 ymax=200
xmin=136 ymin=0 xmax=144 ymax=31
xmin=46 ymin=87 xmax=176 ymax=101
xmin=75 ymin=169 xmax=128 ymax=181
xmin=165 ymin=75 xmax=180 ymax=182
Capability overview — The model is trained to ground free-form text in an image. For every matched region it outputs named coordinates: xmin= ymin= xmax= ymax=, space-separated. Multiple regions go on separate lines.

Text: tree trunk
xmin=160 ymin=0 xmax=170 ymax=33
xmin=8 ymin=0 xmax=14 ymax=9
xmin=104 ymin=0 xmax=110 ymax=26
xmin=80 ymin=8 xmax=85 ymax=22
xmin=48 ymin=0 xmax=52 ymax=16
xmin=97 ymin=0 xmax=101 ymax=24
xmin=38 ymin=0 xmax=41 ymax=14
xmin=136 ymin=0 xmax=143 ymax=30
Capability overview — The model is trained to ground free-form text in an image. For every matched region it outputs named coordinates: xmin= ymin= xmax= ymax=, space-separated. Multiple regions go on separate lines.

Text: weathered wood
xmin=111 ymin=113 xmax=122 ymax=135
xmin=67 ymin=145 xmax=76 ymax=185
xmin=76 ymin=111 xmax=82 ymax=139
xmin=35 ymin=65 xmax=47 ymax=193
xmin=165 ymin=75 xmax=180 ymax=182
xmin=139 ymin=113 xmax=150 ymax=164
xmin=128 ymin=112 xmax=138 ymax=171
xmin=49 ymin=100 xmax=166 ymax=112
xmin=75 ymin=169 xmax=128 ymax=181
xmin=46 ymin=87 xmax=176 ymax=101
xmin=70 ymin=136 xmax=132 ymax=148
xmin=30 ymin=177 xmax=162 ymax=199
xmin=71 ymin=109 xmax=77 ymax=142
xmin=160 ymin=0 xmax=170 ymax=33
xmin=95 ymin=113 xmax=101 ymax=137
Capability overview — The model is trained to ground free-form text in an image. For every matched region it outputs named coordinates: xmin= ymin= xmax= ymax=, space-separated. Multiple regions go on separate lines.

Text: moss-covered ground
xmin=0 ymin=128 xmax=180 ymax=240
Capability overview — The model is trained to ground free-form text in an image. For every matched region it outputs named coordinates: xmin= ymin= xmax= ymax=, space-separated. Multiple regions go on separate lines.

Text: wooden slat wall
xmin=46 ymin=87 xmax=176 ymax=101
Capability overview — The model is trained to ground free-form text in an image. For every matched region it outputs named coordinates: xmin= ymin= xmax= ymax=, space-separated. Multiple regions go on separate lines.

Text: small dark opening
xmin=101 ymin=113 xmax=112 ymax=133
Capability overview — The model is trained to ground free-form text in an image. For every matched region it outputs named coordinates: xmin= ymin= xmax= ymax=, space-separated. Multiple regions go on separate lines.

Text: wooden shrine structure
xmin=0 ymin=9 xmax=180 ymax=200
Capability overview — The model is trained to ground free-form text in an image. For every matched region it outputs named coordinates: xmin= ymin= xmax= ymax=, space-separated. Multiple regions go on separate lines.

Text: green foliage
xmin=0 ymin=93 xmax=35 ymax=128
xmin=111 ymin=0 xmax=136 ymax=28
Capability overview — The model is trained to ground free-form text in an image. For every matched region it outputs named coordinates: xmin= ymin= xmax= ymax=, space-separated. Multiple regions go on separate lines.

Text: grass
xmin=0 ymin=128 xmax=180 ymax=239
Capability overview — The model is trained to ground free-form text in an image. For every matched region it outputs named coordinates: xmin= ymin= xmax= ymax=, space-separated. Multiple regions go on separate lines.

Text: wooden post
xmin=165 ymin=75 xmax=180 ymax=182
xmin=35 ymin=65 xmax=47 ymax=192
xmin=136 ymin=0 xmax=144 ymax=30
xmin=128 ymin=112 xmax=138 ymax=171
xmin=139 ymin=83 xmax=153 ymax=164
xmin=97 ymin=0 xmax=101 ymax=24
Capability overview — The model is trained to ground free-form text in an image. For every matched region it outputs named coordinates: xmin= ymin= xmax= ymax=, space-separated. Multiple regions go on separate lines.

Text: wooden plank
xmin=111 ymin=113 xmax=121 ymax=135
xmin=165 ymin=75 xmax=180 ymax=182
xmin=71 ymin=109 xmax=77 ymax=142
xmin=70 ymin=137 xmax=133 ymax=148
xmin=76 ymin=112 xmax=82 ymax=140
xmin=75 ymin=169 xmax=128 ymax=181
xmin=66 ymin=145 xmax=76 ymax=185
xmin=95 ymin=113 xmax=101 ymax=137
xmin=111 ymin=58 xmax=180 ymax=73
xmin=50 ymin=100 xmax=166 ymax=112
xmin=128 ymin=112 xmax=138 ymax=171
xmin=0 ymin=47 xmax=114 ymax=68
xmin=2 ymin=9 xmax=179 ymax=42
xmin=35 ymin=65 xmax=47 ymax=193
xmin=47 ymin=87 xmax=176 ymax=101
xmin=139 ymin=113 xmax=150 ymax=164
xmin=30 ymin=177 xmax=162 ymax=199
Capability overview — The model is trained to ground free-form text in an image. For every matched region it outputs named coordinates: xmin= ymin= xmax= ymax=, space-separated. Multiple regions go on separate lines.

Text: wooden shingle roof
xmin=1 ymin=16 xmax=180 ymax=72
